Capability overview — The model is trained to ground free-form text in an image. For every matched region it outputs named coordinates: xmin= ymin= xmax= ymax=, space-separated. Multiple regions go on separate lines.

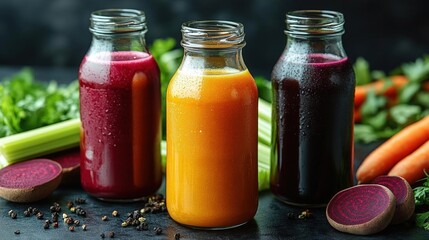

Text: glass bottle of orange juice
xmin=166 ymin=20 xmax=258 ymax=229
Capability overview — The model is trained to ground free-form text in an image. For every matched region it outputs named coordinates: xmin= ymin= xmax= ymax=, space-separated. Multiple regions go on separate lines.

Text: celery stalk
xmin=258 ymin=98 xmax=272 ymax=123
xmin=0 ymin=118 xmax=81 ymax=167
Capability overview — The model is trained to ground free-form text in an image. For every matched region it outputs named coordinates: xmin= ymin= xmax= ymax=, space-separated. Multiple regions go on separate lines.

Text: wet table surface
xmin=1 ymin=67 xmax=429 ymax=239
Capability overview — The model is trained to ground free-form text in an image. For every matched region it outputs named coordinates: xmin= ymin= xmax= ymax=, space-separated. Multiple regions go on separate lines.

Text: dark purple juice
xmin=270 ymin=53 xmax=355 ymax=206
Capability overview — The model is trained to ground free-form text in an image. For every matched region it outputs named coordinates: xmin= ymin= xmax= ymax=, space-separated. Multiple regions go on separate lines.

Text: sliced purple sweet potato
xmin=45 ymin=148 xmax=80 ymax=186
xmin=0 ymin=159 xmax=62 ymax=202
xmin=372 ymin=175 xmax=415 ymax=224
xmin=326 ymin=184 xmax=396 ymax=235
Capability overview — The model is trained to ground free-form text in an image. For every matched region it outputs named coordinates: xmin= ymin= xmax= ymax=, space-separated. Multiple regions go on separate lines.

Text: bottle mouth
xmin=181 ymin=20 xmax=246 ymax=49
xmin=285 ymin=10 xmax=344 ymax=37
xmin=89 ymin=9 xmax=147 ymax=34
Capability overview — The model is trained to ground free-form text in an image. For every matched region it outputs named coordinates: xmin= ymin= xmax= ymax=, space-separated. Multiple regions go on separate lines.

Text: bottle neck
xmin=179 ymin=20 xmax=247 ymax=72
xmin=285 ymin=35 xmax=346 ymax=58
xmin=87 ymin=9 xmax=149 ymax=55
xmin=89 ymin=32 xmax=148 ymax=54
xmin=180 ymin=47 xmax=246 ymax=71
xmin=283 ymin=10 xmax=347 ymax=59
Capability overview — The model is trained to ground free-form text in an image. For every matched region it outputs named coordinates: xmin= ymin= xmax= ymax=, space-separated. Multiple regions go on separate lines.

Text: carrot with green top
xmin=388 ymin=140 xmax=429 ymax=185
xmin=354 ymin=75 xmax=408 ymax=108
xmin=356 ymin=115 xmax=429 ymax=183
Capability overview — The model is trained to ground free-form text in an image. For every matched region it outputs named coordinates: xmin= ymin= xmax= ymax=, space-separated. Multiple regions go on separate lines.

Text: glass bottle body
xmin=270 ymin=10 xmax=355 ymax=206
xmin=78 ymin=9 xmax=162 ymax=201
xmin=166 ymin=20 xmax=258 ymax=228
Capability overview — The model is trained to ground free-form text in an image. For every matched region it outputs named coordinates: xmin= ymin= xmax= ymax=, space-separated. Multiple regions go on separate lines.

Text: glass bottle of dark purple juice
xmin=270 ymin=10 xmax=355 ymax=207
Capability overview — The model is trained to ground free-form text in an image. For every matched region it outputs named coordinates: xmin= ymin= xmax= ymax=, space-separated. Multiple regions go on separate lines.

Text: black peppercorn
xmin=75 ymin=198 xmax=86 ymax=204
xmin=23 ymin=210 xmax=31 ymax=217
xmin=154 ymin=227 xmax=162 ymax=235
xmin=14 ymin=230 xmax=20 ymax=235
xmin=53 ymin=222 xmax=59 ymax=228
xmin=100 ymin=233 xmax=106 ymax=238
xmin=36 ymin=212 xmax=44 ymax=219
xmin=175 ymin=233 xmax=181 ymax=239
xmin=43 ymin=222 xmax=50 ymax=229
xmin=108 ymin=231 xmax=115 ymax=238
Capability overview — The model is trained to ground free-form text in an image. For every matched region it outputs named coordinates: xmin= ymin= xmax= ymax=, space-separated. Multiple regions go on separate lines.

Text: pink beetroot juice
xmin=79 ymin=51 xmax=162 ymax=200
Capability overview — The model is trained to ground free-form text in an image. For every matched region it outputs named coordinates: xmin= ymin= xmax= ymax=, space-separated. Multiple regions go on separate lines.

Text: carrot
xmin=354 ymin=75 xmax=408 ymax=108
xmin=356 ymin=115 xmax=429 ymax=183
xmin=423 ymin=81 xmax=429 ymax=92
xmin=388 ymin=140 xmax=429 ymax=185
xmin=354 ymin=108 xmax=361 ymax=123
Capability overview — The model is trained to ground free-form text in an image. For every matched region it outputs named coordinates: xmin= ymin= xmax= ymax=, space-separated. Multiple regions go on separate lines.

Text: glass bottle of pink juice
xmin=79 ymin=9 xmax=162 ymax=201
xmin=270 ymin=10 xmax=355 ymax=207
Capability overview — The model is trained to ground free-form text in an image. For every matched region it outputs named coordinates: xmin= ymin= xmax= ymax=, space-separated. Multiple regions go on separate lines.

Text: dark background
xmin=1 ymin=0 xmax=428 ymax=78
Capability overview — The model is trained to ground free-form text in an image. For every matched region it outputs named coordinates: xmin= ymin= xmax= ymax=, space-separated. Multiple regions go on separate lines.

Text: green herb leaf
xmin=389 ymin=104 xmax=421 ymax=126
xmin=416 ymin=211 xmax=429 ymax=230
xmin=402 ymin=55 xmax=429 ymax=83
xmin=354 ymin=57 xmax=372 ymax=86
xmin=0 ymin=69 xmax=79 ymax=138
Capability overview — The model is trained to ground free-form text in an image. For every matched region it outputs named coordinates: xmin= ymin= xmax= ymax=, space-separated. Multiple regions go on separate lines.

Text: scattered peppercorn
xmin=174 ymin=233 xmax=181 ymax=239
xmin=82 ymin=224 xmax=87 ymax=231
xmin=100 ymin=233 xmax=106 ymax=238
xmin=74 ymin=219 xmax=80 ymax=226
xmin=36 ymin=212 xmax=44 ymax=220
xmin=53 ymin=222 xmax=59 ymax=228
xmin=65 ymin=217 xmax=74 ymax=225
xmin=23 ymin=210 xmax=31 ymax=217
xmin=75 ymin=198 xmax=86 ymax=204
xmin=67 ymin=201 xmax=74 ymax=209
xmin=101 ymin=215 xmax=108 ymax=221
xmin=298 ymin=209 xmax=312 ymax=219
xmin=69 ymin=226 xmax=75 ymax=232
xmin=75 ymin=207 xmax=87 ymax=217
xmin=63 ymin=213 xmax=68 ymax=219
xmin=50 ymin=203 xmax=61 ymax=213
xmin=108 ymin=231 xmax=115 ymax=238
xmin=8 ymin=210 xmax=17 ymax=219
xmin=32 ymin=208 xmax=40 ymax=215
xmin=154 ymin=227 xmax=162 ymax=235
xmin=14 ymin=230 xmax=20 ymax=235
xmin=43 ymin=221 xmax=50 ymax=229
xmin=287 ymin=212 xmax=296 ymax=220
xmin=112 ymin=210 xmax=119 ymax=217
xmin=70 ymin=207 xmax=76 ymax=213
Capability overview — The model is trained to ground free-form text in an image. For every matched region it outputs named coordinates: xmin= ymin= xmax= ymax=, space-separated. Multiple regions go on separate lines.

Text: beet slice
xmin=372 ymin=175 xmax=415 ymax=224
xmin=326 ymin=184 xmax=396 ymax=235
xmin=0 ymin=159 xmax=62 ymax=203
xmin=45 ymin=148 xmax=80 ymax=186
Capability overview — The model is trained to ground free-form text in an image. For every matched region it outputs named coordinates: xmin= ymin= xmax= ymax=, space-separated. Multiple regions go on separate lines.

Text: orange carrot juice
xmin=166 ymin=68 xmax=258 ymax=228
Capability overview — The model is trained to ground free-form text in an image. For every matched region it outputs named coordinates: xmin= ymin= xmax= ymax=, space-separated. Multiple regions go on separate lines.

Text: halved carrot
xmin=388 ymin=140 xmax=429 ymax=185
xmin=356 ymin=115 xmax=429 ymax=183
xmin=354 ymin=75 xmax=408 ymax=108
xmin=423 ymin=81 xmax=429 ymax=92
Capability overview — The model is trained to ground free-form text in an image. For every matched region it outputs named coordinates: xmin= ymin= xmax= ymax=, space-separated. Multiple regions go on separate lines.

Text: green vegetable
xmin=255 ymin=76 xmax=272 ymax=103
xmin=0 ymin=68 xmax=79 ymax=137
xmin=414 ymin=173 xmax=429 ymax=230
xmin=354 ymin=56 xmax=429 ymax=143
xmin=149 ymin=38 xmax=183 ymax=139
xmin=354 ymin=57 xmax=372 ymax=86
xmin=0 ymin=118 xmax=80 ymax=167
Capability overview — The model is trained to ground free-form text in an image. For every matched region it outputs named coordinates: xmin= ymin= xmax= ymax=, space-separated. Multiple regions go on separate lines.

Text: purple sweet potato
xmin=0 ymin=159 xmax=62 ymax=202
xmin=326 ymin=184 xmax=396 ymax=235
xmin=372 ymin=175 xmax=415 ymax=224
